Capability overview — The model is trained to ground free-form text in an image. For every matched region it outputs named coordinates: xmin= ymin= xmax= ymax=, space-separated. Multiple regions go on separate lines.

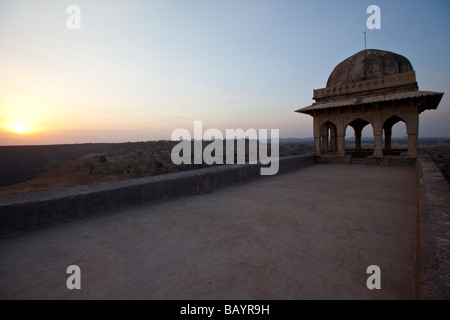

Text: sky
xmin=0 ymin=0 xmax=449 ymax=145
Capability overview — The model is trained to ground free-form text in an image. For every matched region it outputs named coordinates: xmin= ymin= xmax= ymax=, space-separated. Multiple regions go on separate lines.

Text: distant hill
xmin=0 ymin=140 xmax=314 ymax=194
xmin=2 ymin=137 xmax=447 ymax=193
xmin=0 ymin=143 xmax=108 ymax=187
xmin=277 ymin=138 xmax=314 ymax=145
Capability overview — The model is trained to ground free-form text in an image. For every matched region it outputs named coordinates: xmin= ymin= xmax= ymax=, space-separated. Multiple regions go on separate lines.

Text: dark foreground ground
xmin=0 ymin=164 xmax=416 ymax=299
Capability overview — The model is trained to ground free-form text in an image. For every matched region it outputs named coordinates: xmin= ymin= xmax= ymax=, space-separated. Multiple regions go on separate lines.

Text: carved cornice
xmin=313 ymin=71 xmax=417 ymax=102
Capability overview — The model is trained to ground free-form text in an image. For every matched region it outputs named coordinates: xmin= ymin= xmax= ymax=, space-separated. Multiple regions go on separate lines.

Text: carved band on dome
xmin=313 ymin=71 xmax=417 ymax=101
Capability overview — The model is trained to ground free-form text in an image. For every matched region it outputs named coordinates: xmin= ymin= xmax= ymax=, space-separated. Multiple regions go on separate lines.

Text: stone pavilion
xmin=296 ymin=49 xmax=444 ymax=159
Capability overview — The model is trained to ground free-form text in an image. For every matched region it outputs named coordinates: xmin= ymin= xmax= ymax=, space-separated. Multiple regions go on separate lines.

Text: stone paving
xmin=0 ymin=164 xmax=417 ymax=299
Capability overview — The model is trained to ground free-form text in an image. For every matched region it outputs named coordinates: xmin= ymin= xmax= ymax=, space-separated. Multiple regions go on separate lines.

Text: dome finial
xmin=364 ymin=31 xmax=367 ymax=51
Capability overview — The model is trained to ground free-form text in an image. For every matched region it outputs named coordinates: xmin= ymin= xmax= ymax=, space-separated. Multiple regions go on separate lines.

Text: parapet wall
xmin=416 ymin=153 xmax=450 ymax=300
xmin=0 ymin=154 xmax=314 ymax=237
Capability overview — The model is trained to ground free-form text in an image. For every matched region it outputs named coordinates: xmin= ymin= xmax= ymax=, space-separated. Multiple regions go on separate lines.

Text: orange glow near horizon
xmin=1 ymin=112 xmax=43 ymax=135
xmin=0 ymin=95 xmax=54 ymax=137
xmin=1 ymin=108 xmax=43 ymax=135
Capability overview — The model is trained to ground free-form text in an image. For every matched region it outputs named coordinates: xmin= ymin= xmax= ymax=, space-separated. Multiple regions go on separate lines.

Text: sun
xmin=8 ymin=123 xmax=33 ymax=135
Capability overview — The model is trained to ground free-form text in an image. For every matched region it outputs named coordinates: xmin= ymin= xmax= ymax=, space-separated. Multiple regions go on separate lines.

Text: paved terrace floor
xmin=0 ymin=164 xmax=417 ymax=299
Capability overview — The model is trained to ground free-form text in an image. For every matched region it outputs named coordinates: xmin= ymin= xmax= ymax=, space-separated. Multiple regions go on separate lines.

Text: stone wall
xmin=315 ymin=154 xmax=414 ymax=165
xmin=0 ymin=154 xmax=314 ymax=237
xmin=416 ymin=153 xmax=450 ymax=300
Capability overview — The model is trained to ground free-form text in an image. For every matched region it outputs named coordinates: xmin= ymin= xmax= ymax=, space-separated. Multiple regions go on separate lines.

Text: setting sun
xmin=6 ymin=122 xmax=33 ymax=135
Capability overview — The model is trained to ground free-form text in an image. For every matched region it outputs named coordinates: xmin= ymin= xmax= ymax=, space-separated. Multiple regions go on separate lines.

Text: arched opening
xmin=320 ymin=121 xmax=337 ymax=153
xmin=383 ymin=115 xmax=407 ymax=155
xmin=345 ymin=118 xmax=373 ymax=158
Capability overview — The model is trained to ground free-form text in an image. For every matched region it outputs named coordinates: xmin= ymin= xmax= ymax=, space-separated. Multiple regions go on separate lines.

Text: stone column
xmin=335 ymin=117 xmax=345 ymax=156
xmin=384 ymin=126 xmax=392 ymax=154
xmin=337 ymin=136 xmax=346 ymax=157
xmin=313 ymin=117 xmax=321 ymax=156
xmin=373 ymin=134 xmax=383 ymax=158
xmin=372 ymin=115 xmax=383 ymax=158
xmin=406 ymin=134 xmax=418 ymax=158
xmin=372 ymin=123 xmax=384 ymax=158
xmin=314 ymin=137 xmax=321 ymax=156
xmin=320 ymin=120 xmax=329 ymax=154
xmin=406 ymin=110 xmax=419 ymax=159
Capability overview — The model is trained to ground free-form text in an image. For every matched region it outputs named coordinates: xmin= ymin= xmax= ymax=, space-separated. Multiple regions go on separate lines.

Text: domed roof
xmin=326 ymin=49 xmax=414 ymax=87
